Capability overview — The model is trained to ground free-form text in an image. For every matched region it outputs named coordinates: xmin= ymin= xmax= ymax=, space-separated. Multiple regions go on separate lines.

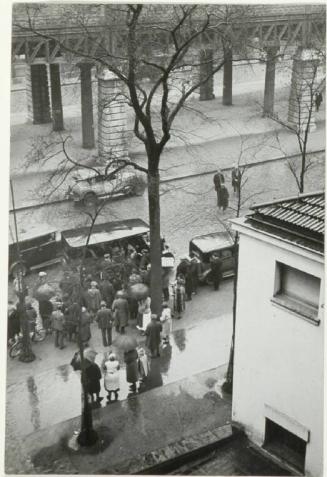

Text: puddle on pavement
xmin=7 ymin=315 xmax=232 ymax=437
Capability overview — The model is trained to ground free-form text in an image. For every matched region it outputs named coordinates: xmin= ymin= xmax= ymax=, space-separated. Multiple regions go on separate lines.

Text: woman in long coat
xmin=124 ymin=348 xmax=139 ymax=391
xmin=112 ymin=291 xmax=130 ymax=334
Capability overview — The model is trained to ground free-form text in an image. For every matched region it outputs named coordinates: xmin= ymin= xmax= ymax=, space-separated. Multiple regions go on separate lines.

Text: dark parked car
xmin=61 ymin=218 xmax=174 ymax=268
xmin=189 ymin=231 xmax=236 ymax=285
xmin=9 ymin=225 xmax=60 ymax=277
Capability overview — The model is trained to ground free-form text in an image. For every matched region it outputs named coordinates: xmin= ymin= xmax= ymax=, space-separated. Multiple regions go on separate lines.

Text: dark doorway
xmin=263 ymin=418 xmax=306 ymax=472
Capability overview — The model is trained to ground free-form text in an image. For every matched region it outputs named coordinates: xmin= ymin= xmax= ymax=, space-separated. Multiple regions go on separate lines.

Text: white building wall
xmin=232 ymin=231 xmax=324 ymax=477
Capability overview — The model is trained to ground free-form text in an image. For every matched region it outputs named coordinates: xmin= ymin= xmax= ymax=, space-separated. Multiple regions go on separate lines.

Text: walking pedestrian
xmin=112 ymin=291 xmax=130 ymax=334
xmin=220 ymin=184 xmax=229 ymax=211
xmin=51 ymin=304 xmax=65 ymax=349
xmin=124 ymin=347 xmax=139 ymax=392
xmin=145 ymin=314 xmax=162 ymax=358
xmin=213 ymin=169 xmax=225 ymax=207
xmin=160 ymin=302 xmax=172 ymax=345
xmin=103 ymin=352 xmax=120 ymax=403
xmin=210 ymin=252 xmax=223 ymax=291
xmin=96 ymin=301 xmax=114 ymax=347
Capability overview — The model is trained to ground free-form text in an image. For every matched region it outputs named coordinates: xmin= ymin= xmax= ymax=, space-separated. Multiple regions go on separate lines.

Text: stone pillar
xmin=49 ymin=64 xmax=64 ymax=131
xmin=97 ymin=68 xmax=128 ymax=161
xmin=222 ymin=48 xmax=233 ymax=106
xmin=288 ymin=48 xmax=319 ymax=131
xmin=199 ymin=49 xmax=215 ymax=101
xmin=263 ymin=47 xmax=278 ymax=117
xmin=79 ymin=63 xmax=95 ymax=149
xmin=26 ymin=64 xmax=51 ymax=124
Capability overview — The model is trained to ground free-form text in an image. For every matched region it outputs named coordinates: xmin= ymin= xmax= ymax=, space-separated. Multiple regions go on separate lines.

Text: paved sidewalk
xmin=8 ymin=366 xmax=232 ymax=474
xmin=10 ymin=82 xmax=326 ymax=179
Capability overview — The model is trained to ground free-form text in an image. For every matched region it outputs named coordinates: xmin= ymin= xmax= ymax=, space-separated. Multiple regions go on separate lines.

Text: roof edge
xmin=250 ymin=190 xmax=325 ymax=210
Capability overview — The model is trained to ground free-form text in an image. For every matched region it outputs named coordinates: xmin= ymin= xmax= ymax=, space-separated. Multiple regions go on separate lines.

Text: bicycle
xmin=9 ymin=328 xmax=46 ymax=358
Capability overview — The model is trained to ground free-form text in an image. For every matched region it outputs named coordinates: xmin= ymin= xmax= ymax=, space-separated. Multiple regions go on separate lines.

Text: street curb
xmin=9 ymin=149 xmax=324 ymax=214
xmin=104 ymin=424 xmax=238 ymax=475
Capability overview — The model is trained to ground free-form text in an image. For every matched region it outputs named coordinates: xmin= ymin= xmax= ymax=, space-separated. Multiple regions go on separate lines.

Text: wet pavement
xmin=6 ymin=311 xmax=232 ymax=438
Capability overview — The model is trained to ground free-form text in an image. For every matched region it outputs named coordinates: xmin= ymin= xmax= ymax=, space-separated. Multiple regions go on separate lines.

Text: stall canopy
xmin=61 ymin=219 xmax=149 ymax=248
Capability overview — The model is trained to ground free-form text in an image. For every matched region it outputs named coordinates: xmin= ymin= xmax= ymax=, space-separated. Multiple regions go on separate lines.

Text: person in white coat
xmin=103 ymin=352 xmax=120 ymax=403
xmin=160 ymin=302 xmax=172 ymax=345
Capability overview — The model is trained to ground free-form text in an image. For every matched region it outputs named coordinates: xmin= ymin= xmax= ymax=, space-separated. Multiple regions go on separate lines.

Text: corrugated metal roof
xmin=250 ymin=192 xmax=325 ymax=236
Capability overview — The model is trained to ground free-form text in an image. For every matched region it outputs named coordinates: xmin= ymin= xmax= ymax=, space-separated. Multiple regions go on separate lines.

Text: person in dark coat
xmin=39 ymin=298 xmax=53 ymax=335
xmin=315 ymin=91 xmax=323 ymax=112
xmin=64 ymin=301 xmax=79 ymax=342
xmin=99 ymin=276 xmax=115 ymax=307
xmin=220 ymin=184 xmax=229 ymax=211
xmin=231 ymin=166 xmax=242 ymax=194
xmin=96 ymin=301 xmax=114 ymax=347
xmin=213 ymin=169 xmax=225 ymax=207
xmin=176 ymin=257 xmax=190 ymax=279
xmin=184 ymin=269 xmax=193 ymax=301
xmin=189 ymin=253 xmax=201 ymax=294
xmin=124 ymin=348 xmax=139 ymax=392
xmin=84 ymin=360 xmax=103 ymax=405
xmin=145 ymin=314 xmax=162 ymax=358
xmin=210 ymin=253 xmax=223 ymax=291
xmin=112 ymin=291 xmax=130 ymax=334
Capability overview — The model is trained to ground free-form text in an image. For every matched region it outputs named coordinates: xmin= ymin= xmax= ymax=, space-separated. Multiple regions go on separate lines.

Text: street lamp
xmin=10 ymin=180 xmax=35 ymax=363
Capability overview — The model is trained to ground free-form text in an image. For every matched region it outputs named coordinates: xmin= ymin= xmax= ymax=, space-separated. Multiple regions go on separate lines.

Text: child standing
xmin=160 ymin=302 xmax=172 ymax=345
xmin=103 ymin=352 xmax=120 ymax=403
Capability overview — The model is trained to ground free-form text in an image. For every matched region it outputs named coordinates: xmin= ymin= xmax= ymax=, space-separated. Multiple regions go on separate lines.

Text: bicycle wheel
xmin=9 ymin=341 xmax=23 ymax=358
xmin=33 ymin=328 xmax=46 ymax=342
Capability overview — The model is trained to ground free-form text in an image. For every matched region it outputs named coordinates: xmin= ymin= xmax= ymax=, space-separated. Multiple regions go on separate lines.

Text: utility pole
xmin=10 ymin=180 xmax=35 ymax=363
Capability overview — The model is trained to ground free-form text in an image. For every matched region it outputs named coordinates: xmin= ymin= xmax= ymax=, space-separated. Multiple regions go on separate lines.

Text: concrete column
xmin=97 ymin=67 xmax=128 ymax=161
xmin=263 ymin=47 xmax=278 ymax=117
xmin=288 ymin=48 xmax=319 ymax=132
xmin=79 ymin=63 xmax=95 ymax=149
xmin=49 ymin=64 xmax=64 ymax=131
xmin=199 ymin=49 xmax=215 ymax=101
xmin=26 ymin=64 xmax=51 ymax=124
xmin=222 ymin=48 xmax=233 ymax=106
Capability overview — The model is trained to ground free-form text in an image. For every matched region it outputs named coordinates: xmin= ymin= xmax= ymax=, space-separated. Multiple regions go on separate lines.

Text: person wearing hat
xmin=103 ymin=352 xmax=120 ymax=403
xmin=96 ymin=301 xmax=114 ymax=347
xmin=210 ymin=252 xmax=223 ymax=291
xmin=213 ymin=169 xmax=225 ymax=207
xmin=145 ymin=314 xmax=162 ymax=358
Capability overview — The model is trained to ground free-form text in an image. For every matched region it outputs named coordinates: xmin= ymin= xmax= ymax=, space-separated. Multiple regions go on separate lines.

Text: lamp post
xmin=10 ymin=180 xmax=35 ymax=363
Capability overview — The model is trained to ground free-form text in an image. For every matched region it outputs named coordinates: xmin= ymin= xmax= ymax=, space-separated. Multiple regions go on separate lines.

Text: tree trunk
xmin=147 ymin=169 xmax=162 ymax=315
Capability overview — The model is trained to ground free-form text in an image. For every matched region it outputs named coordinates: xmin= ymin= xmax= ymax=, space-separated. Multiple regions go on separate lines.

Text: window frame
xmin=271 ymin=261 xmax=321 ymax=326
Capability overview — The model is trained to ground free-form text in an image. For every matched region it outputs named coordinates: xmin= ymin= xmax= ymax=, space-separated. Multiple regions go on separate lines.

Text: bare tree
xmin=14 ymin=3 xmax=265 ymax=313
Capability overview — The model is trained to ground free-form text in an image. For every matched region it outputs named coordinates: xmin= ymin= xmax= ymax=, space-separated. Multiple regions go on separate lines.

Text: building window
xmin=272 ymin=262 xmax=320 ymax=324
